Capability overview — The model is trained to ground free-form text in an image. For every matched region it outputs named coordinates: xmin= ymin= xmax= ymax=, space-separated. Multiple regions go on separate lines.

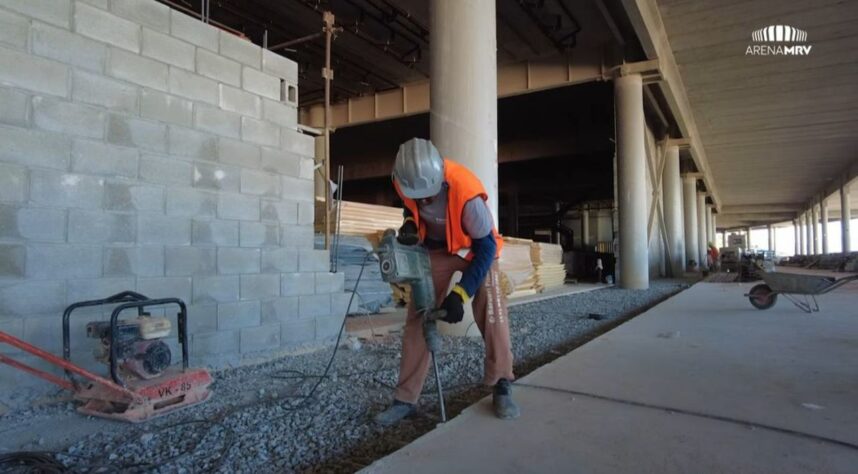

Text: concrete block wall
xmin=0 ymin=0 xmax=344 ymax=391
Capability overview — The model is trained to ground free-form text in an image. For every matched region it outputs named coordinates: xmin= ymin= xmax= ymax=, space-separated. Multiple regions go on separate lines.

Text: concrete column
xmin=697 ymin=192 xmax=707 ymax=267
xmin=683 ymin=175 xmax=699 ymax=269
xmin=842 ymin=181 xmax=852 ymax=253
xmin=662 ymin=145 xmax=684 ymax=276
xmin=805 ymin=210 xmax=812 ymax=255
xmin=821 ymin=197 xmax=829 ymax=255
xmin=430 ymin=0 xmax=496 ymax=336
xmin=614 ymin=74 xmax=648 ymax=289
xmin=430 ymin=0 xmax=498 ymax=224
xmin=811 ymin=203 xmax=819 ymax=255
xmin=766 ymin=224 xmax=773 ymax=251
xmin=581 ymin=208 xmax=590 ymax=247
xmin=793 ymin=219 xmax=799 ymax=256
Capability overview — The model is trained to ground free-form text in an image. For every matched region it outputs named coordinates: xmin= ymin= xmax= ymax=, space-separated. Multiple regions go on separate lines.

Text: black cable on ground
xmin=0 ymin=451 xmax=67 ymax=474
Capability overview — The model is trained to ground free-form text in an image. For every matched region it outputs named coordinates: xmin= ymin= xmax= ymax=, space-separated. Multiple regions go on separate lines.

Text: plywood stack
xmin=316 ymin=200 xmax=403 ymax=236
xmin=531 ymin=242 xmax=566 ymax=291
xmin=500 ymin=237 xmax=538 ymax=298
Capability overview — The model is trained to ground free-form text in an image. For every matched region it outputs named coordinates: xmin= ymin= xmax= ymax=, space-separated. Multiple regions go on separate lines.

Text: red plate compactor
xmin=0 ymin=291 xmax=212 ymax=423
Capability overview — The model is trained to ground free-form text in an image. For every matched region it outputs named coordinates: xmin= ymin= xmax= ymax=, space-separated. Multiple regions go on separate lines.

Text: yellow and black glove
xmin=397 ymin=218 xmax=419 ymax=246
xmin=440 ymin=285 xmax=469 ymax=324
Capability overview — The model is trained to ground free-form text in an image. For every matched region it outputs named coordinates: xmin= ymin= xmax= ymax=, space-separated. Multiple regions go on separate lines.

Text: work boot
xmin=374 ymin=400 xmax=416 ymax=426
xmin=493 ymin=379 xmax=520 ymax=420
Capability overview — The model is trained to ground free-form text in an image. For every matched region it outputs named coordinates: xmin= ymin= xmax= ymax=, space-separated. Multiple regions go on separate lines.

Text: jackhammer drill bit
xmin=423 ymin=315 xmax=446 ymax=423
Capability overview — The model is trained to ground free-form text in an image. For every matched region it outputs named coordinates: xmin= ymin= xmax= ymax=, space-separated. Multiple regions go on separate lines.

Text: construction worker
xmin=374 ymin=138 xmax=519 ymax=425
xmin=707 ymin=242 xmax=720 ymax=271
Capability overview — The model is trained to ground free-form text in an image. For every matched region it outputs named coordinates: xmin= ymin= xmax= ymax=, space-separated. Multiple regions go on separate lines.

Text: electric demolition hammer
xmin=376 ymin=228 xmax=447 ymax=422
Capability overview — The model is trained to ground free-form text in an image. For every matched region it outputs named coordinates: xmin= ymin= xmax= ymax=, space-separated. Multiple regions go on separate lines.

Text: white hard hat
xmin=392 ymin=138 xmax=444 ymax=199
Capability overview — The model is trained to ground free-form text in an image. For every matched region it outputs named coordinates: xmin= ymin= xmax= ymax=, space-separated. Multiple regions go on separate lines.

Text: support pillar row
xmin=662 ymin=145 xmax=684 ymax=276
xmin=683 ymin=176 xmax=699 ymax=270
xmin=842 ymin=181 xmax=852 ymax=254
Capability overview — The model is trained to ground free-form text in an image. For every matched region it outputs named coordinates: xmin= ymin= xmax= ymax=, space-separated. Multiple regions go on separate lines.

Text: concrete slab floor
xmin=363 ymin=278 xmax=858 ymax=473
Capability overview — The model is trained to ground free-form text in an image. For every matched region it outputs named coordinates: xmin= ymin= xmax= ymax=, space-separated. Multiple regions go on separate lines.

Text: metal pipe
xmin=323 ymin=11 xmax=335 ymax=251
xmin=332 ymin=165 xmax=345 ymax=273
xmin=270 ymin=31 xmax=325 ymax=50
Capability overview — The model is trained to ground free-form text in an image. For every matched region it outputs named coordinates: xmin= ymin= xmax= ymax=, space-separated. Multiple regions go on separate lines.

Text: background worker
xmin=374 ymin=138 xmax=519 ymax=426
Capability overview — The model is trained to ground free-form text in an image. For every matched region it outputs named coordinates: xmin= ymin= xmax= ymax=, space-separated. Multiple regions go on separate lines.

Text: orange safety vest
xmin=394 ymin=159 xmax=503 ymax=260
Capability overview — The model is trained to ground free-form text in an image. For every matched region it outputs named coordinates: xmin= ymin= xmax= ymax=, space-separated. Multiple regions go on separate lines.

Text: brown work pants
xmin=394 ymin=249 xmax=515 ymax=404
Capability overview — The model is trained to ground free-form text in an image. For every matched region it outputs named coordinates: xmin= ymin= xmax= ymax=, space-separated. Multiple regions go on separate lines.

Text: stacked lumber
xmin=499 ymin=237 xmax=538 ymax=298
xmin=531 ymin=242 xmax=566 ymax=291
xmin=316 ymin=200 xmax=403 ymax=236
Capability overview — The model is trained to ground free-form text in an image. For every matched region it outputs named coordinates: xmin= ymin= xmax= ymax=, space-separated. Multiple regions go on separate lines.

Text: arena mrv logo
xmin=745 ymin=25 xmax=813 ymax=56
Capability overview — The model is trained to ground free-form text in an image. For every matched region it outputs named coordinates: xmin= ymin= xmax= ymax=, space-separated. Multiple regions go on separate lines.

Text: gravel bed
xmin=0 ymin=280 xmax=687 ymax=473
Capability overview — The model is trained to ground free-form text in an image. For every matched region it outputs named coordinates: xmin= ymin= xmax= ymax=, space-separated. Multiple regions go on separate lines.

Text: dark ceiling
xmin=158 ymin=0 xmax=620 ymax=106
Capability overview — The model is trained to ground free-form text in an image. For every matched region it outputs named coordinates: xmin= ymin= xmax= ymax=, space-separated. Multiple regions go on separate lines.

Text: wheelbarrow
xmin=745 ymin=270 xmax=858 ymax=313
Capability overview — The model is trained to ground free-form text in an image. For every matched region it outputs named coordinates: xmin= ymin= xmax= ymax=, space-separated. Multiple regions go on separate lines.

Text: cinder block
xmin=280 ymin=225 xmax=314 ymax=249
xmin=171 ymin=9 xmax=218 ymax=51
xmin=137 ymin=213 xmax=190 ymax=245
xmin=262 ymin=99 xmax=297 ymax=129
xmin=0 ymin=318 xmax=24 ymax=351
xmin=261 ymin=200 xmax=298 ymax=224
xmin=74 ymin=3 xmax=140 ymax=53
xmin=193 ymin=275 xmax=239 ymax=304
xmin=0 ymin=163 xmax=27 ymax=202
xmin=192 ymin=219 xmax=238 ymax=247
xmin=262 ymin=49 xmax=298 ymax=83
xmin=165 ymin=187 xmax=217 ymax=218
xmin=240 ymin=273 xmax=280 ymax=300
xmin=0 ymin=0 xmax=71 ymax=28
xmin=219 ymin=31 xmax=260 ymax=68
xmin=139 ymin=153 xmax=192 ymax=186
xmin=0 ymin=280 xmax=65 ymax=315
xmin=104 ymin=182 xmax=163 ymax=212
xmin=186 ymin=304 xmax=217 ymax=334
xmin=68 ymin=210 xmax=135 ymax=243
xmin=299 ymin=249 xmax=330 ymax=272
xmin=315 ymin=316 xmax=343 ymax=340
xmin=281 ymin=318 xmax=314 ymax=345
xmin=218 ymin=193 xmax=259 ymax=220
xmin=298 ymin=202 xmax=314 ymax=225
xmin=26 ymin=244 xmax=101 ymax=279
xmin=111 ymin=0 xmax=170 ymax=33
xmin=217 ymin=247 xmax=260 ymax=274
xmin=193 ymin=330 xmax=239 ymax=356
xmin=299 ymin=294 xmax=330 ymax=318
xmin=218 ymin=138 xmax=260 ymax=168
xmin=165 ymin=247 xmax=216 ymax=276
xmin=261 ymin=297 xmax=298 ymax=324
xmin=315 ymin=272 xmax=345 ymax=294
xmin=241 ymin=116 xmax=280 ymax=147
xmin=219 ymin=84 xmax=261 ymax=118
xmin=196 ymin=48 xmax=240 ymax=86
xmin=169 ymin=126 xmax=217 ymax=160
xmin=281 ymin=176 xmax=315 ymax=203
xmin=259 ymin=148 xmax=301 ymax=177
xmin=169 ymin=68 xmax=218 ymax=105
xmin=106 ymin=114 xmax=168 ymax=153
xmin=0 ymin=244 xmax=25 ymax=278
xmin=32 ymin=21 xmax=106 ymax=72
xmin=240 ymin=324 xmax=280 ymax=353
xmin=281 ymin=127 xmax=316 ymax=158
xmin=72 ymin=70 xmax=138 ymax=113
xmin=240 ymin=169 xmax=280 ymax=197
xmin=0 ymin=46 xmax=69 ymax=97
xmin=193 ymin=162 xmax=240 ymax=193
xmin=71 ymin=139 xmax=138 ymax=178
xmin=140 ymin=89 xmax=193 ymax=126
xmin=194 ymin=106 xmax=240 ymax=138
xmin=0 ymin=205 xmax=66 ymax=241
xmin=66 ymin=277 xmax=135 ymax=303
xmin=261 ymin=248 xmax=297 ymax=273
xmin=0 ymin=127 xmax=69 ymax=170
xmin=137 ymin=276 xmax=192 ymax=301
xmin=0 ymin=8 xmax=29 ymax=50
xmin=331 ymin=292 xmax=352 ymax=318
xmin=280 ymin=272 xmax=315 ymax=297
xmin=22 ymin=316 xmax=64 ymax=353
xmin=0 ymin=88 xmax=28 ymax=127
xmin=32 ymin=96 xmax=105 ymax=139
xmin=29 ymin=169 xmax=104 ymax=209
xmin=104 ymin=246 xmax=164 ymax=277
xmin=242 ymin=67 xmax=279 ymax=100
xmin=107 ymin=48 xmax=168 ymax=91
xmin=299 ymin=157 xmax=314 ymax=180
xmin=240 ymin=221 xmax=279 ymax=247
